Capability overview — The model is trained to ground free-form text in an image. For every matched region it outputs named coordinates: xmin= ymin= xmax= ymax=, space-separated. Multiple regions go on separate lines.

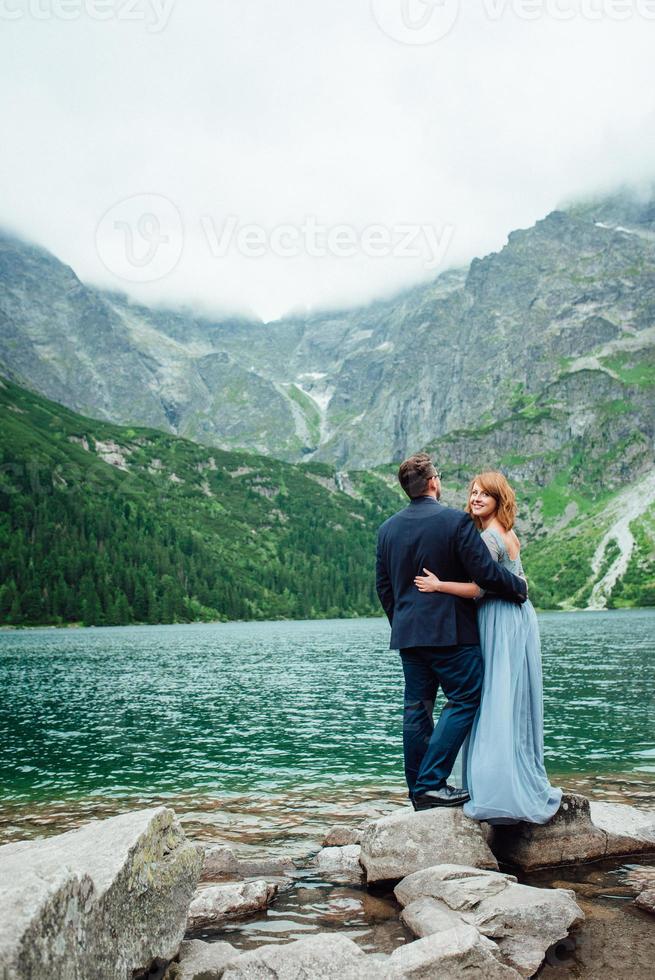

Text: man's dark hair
xmin=398 ymin=453 xmax=438 ymax=499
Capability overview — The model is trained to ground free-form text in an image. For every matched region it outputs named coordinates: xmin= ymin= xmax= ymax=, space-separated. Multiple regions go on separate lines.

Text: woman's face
xmin=469 ymin=482 xmax=497 ymax=521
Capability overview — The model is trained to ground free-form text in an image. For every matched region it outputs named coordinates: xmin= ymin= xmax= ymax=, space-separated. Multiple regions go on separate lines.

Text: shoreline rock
xmin=394 ymin=863 xmax=584 ymax=978
xmin=489 ymin=794 xmax=655 ymax=870
xmin=2 ymin=792 xmax=651 ymax=978
xmin=0 ymin=806 xmax=202 ymax=980
xmin=360 ymin=806 xmax=498 ymax=884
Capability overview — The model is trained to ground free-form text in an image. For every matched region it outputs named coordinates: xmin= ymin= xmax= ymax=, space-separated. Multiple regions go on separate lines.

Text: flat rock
xmin=621 ymin=864 xmax=655 ymax=894
xmin=313 ymin=844 xmax=363 ymax=879
xmin=400 ymin=897 xmax=464 ymax=938
xmin=489 ymin=795 xmax=655 ymax=871
xmin=220 ymin=933 xmax=372 ymax=979
xmin=635 ymin=888 xmax=655 ymax=914
xmin=163 ymin=939 xmax=238 ymax=979
xmin=323 ymin=824 xmax=362 ymax=846
xmin=386 ymin=923 xmax=522 ymax=978
xmin=237 ymin=856 xmax=296 ymax=878
xmin=360 ymin=808 xmax=498 ymax=884
xmin=0 ymin=806 xmax=202 ymax=980
xmin=187 ymin=880 xmax=278 ymax=929
xmin=590 ymin=801 xmax=655 ymax=858
xmin=395 ymin=865 xmax=517 ymax=910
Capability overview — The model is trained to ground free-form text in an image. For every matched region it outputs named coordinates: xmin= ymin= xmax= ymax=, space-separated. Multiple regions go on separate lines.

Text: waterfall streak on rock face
xmin=587 ymin=470 xmax=655 ymax=609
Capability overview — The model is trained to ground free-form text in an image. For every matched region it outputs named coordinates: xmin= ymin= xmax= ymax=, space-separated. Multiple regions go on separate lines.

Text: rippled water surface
xmin=1 ymin=610 xmax=654 ymax=840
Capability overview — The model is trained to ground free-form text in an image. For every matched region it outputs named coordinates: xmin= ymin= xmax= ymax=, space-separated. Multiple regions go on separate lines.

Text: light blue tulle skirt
xmin=461 ymin=597 xmax=562 ymax=825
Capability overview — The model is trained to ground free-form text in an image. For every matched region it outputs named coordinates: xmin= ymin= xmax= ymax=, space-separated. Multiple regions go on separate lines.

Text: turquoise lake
xmin=1 ymin=610 xmax=654 ymax=843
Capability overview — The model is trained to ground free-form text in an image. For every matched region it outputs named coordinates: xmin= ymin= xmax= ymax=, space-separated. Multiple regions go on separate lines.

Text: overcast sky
xmin=2 ymin=0 xmax=655 ymax=321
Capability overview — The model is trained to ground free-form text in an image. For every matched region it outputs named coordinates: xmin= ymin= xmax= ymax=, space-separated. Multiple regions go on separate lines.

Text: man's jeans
xmin=400 ymin=644 xmax=483 ymax=798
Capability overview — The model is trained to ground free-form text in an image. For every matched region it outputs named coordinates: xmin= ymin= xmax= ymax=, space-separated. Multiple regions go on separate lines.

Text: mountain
xmin=1 ymin=189 xmax=654 ymax=476
xmin=0 ymin=376 xmax=399 ymax=627
xmin=1 ymin=185 xmax=654 ymax=614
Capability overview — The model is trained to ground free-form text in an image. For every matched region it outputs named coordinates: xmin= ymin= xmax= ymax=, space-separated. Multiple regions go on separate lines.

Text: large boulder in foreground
xmin=489 ymin=794 xmax=655 ymax=870
xmin=0 ymin=806 xmax=202 ymax=980
xmin=360 ymin=807 xmax=498 ymax=884
xmin=394 ymin=863 xmax=584 ymax=978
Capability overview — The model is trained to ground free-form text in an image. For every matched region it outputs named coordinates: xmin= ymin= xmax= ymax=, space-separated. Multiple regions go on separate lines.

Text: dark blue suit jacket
xmin=376 ymin=496 xmax=528 ymax=649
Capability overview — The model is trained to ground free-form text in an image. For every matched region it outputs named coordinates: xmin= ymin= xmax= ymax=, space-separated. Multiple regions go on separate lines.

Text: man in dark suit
xmin=376 ymin=453 xmax=527 ymax=810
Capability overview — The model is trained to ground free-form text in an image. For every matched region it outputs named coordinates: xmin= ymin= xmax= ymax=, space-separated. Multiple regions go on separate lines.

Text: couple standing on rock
xmin=376 ymin=453 xmax=562 ymax=822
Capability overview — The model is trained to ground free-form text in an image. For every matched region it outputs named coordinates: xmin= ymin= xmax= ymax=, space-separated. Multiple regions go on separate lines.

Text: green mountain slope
xmin=0 ymin=377 xmax=398 ymax=627
xmin=0 ymin=374 xmax=651 ymax=626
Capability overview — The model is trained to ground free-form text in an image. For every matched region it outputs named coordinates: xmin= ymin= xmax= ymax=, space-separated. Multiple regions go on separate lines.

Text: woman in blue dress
xmin=414 ymin=471 xmax=562 ymax=825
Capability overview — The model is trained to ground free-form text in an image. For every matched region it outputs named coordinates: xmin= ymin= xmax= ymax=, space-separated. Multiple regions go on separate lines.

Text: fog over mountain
xmin=1 ymin=186 xmax=653 ymax=474
xmin=2 ymin=2 xmax=655 ymax=319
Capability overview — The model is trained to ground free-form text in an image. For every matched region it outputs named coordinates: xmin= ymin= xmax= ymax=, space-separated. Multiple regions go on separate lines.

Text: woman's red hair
xmin=466 ymin=471 xmax=517 ymax=530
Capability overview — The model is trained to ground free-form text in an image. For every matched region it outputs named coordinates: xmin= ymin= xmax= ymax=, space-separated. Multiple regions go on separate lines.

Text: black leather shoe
xmin=414 ymin=785 xmax=470 ymax=809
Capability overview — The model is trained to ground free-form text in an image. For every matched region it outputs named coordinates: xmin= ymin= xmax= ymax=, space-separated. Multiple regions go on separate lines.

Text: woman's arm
xmin=414 ymin=568 xmax=482 ymax=599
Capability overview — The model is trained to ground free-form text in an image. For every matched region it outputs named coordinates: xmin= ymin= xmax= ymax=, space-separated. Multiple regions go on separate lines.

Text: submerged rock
xmin=201 ymin=843 xmax=296 ymax=881
xmin=635 ymin=888 xmax=655 ymax=914
xmin=313 ymin=844 xmax=363 ymax=880
xmin=163 ymin=939 xmax=238 ymax=979
xmin=0 ymin=806 xmax=202 ymax=980
xmin=489 ymin=795 xmax=655 ymax=870
xmin=360 ymin=807 xmax=498 ymax=884
xmin=323 ymin=824 xmax=362 ymax=846
xmin=202 ymin=844 xmax=240 ymax=877
xmin=393 ymin=863 xmax=583 ymax=978
xmin=187 ymin=880 xmax=278 ymax=929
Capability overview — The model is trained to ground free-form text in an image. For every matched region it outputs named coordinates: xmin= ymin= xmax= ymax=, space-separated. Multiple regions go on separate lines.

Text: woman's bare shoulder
xmin=505 ymin=528 xmax=521 ymax=559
